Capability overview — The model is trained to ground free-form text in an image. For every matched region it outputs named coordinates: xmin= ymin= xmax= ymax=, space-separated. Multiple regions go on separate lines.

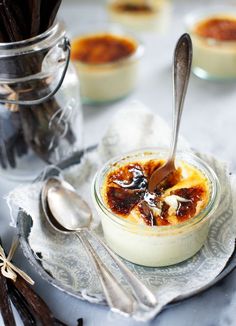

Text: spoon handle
xmin=169 ymin=33 xmax=192 ymax=162
xmin=75 ymin=232 xmax=135 ymax=315
xmin=89 ymin=230 xmax=157 ymax=309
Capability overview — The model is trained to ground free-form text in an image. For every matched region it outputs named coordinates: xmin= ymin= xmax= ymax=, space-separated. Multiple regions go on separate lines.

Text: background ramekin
xmin=71 ymin=24 xmax=144 ymax=104
xmin=92 ymin=149 xmax=221 ymax=267
xmin=185 ymin=6 xmax=236 ymax=80
xmin=107 ymin=0 xmax=172 ymax=33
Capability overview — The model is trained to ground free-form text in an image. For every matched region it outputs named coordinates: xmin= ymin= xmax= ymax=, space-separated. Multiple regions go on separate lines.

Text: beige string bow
xmin=0 ymin=239 xmax=34 ymax=285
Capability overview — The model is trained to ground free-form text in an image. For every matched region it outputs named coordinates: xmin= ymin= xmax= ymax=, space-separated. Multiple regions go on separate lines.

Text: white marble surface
xmin=1 ymin=0 xmax=236 ymax=325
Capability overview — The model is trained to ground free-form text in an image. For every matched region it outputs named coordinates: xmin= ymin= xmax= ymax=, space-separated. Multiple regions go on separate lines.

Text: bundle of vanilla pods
xmin=0 ymin=237 xmax=83 ymax=325
xmin=0 ymin=0 xmax=76 ymax=169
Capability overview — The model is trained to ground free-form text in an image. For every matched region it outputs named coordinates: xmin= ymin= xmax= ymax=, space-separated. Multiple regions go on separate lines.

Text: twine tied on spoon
xmin=0 ymin=239 xmax=34 ymax=285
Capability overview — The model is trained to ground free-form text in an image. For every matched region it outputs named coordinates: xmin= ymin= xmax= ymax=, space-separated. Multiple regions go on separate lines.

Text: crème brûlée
xmin=108 ymin=0 xmax=171 ymax=32
xmin=93 ymin=151 xmax=220 ymax=266
xmin=189 ymin=14 xmax=236 ymax=79
xmin=71 ymin=33 xmax=142 ymax=103
xmin=102 ymin=158 xmax=210 ymax=227
xmin=194 ymin=16 xmax=236 ymax=41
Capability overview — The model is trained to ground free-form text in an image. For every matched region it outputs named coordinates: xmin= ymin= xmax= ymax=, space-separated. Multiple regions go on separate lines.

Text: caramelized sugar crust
xmin=194 ymin=16 xmax=236 ymax=41
xmin=102 ymin=159 xmax=209 ymax=226
xmin=71 ymin=34 xmax=137 ymax=64
xmin=112 ymin=3 xmax=154 ymax=13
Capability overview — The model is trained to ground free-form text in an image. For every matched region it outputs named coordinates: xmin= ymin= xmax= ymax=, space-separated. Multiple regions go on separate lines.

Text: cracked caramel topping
xmin=102 ymin=159 xmax=209 ymax=226
xmin=194 ymin=16 xmax=236 ymax=41
xmin=112 ymin=3 xmax=154 ymax=13
xmin=71 ymin=33 xmax=137 ymax=64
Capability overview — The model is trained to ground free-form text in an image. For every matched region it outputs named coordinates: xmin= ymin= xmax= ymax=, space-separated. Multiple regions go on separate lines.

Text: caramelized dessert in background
xmin=108 ymin=0 xmax=171 ymax=32
xmin=102 ymin=158 xmax=209 ymax=226
xmin=71 ymin=34 xmax=137 ymax=64
xmin=194 ymin=16 xmax=236 ymax=41
xmin=111 ymin=2 xmax=155 ymax=15
xmin=187 ymin=12 xmax=236 ymax=80
xmin=71 ymin=31 xmax=142 ymax=103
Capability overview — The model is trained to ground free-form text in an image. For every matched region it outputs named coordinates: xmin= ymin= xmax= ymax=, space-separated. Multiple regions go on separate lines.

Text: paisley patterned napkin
xmin=7 ymin=102 xmax=236 ymax=321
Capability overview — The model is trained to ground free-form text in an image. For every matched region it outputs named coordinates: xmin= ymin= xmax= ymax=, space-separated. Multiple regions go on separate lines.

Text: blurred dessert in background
xmin=186 ymin=7 xmax=236 ymax=80
xmin=108 ymin=0 xmax=171 ymax=32
xmin=71 ymin=31 xmax=143 ymax=104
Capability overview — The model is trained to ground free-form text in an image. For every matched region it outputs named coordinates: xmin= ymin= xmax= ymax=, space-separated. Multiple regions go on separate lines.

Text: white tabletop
xmin=1 ymin=0 xmax=236 ymax=325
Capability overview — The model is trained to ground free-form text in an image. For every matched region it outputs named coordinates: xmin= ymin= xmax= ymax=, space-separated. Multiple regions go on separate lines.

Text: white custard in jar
xmin=92 ymin=150 xmax=220 ymax=267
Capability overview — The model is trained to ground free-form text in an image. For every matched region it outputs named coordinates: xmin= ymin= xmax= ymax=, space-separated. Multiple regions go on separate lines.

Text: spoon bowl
xmin=47 ymin=186 xmax=92 ymax=231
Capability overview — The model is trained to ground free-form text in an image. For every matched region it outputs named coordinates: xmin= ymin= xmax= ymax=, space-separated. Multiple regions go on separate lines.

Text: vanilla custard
xmin=102 ymin=158 xmax=209 ymax=227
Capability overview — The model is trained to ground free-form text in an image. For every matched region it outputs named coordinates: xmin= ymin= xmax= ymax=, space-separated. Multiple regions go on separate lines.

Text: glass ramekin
xmin=92 ymin=149 xmax=221 ymax=267
xmin=185 ymin=6 xmax=236 ymax=81
xmin=71 ymin=24 xmax=144 ymax=104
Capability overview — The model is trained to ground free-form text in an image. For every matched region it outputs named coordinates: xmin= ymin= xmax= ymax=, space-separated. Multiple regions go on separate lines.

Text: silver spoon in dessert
xmin=41 ymin=177 xmax=157 ymax=313
xmin=148 ymin=33 xmax=192 ymax=192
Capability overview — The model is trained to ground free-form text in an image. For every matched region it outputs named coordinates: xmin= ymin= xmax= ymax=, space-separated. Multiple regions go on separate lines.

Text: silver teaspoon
xmin=148 ymin=34 xmax=192 ymax=192
xmin=41 ymin=177 xmax=157 ymax=310
xmin=41 ymin=178 xmax=135 ymax=316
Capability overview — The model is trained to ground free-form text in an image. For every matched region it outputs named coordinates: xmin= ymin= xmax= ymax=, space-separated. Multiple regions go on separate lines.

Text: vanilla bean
xmin=40 ymin=0 xmax=62 ymax=32
xmin=0 ymin=1 xmax=15 ymax=42
xmin=8 ymin=283 xmax=36 ymax=326
xmin=0 ymin=274 xmax=16 ymax=326
xmin=28 ymin=0 xmax=41 ymax=37
xmin=0 ymin=11 xmax=9 ymax=42
xmin=0 ymin=0 xmax=24 ymax=42
xmin=0 ymin=108 xmax=27 ymax=169
xmin=7 ymin=0 xmax=31 ymax=40
xmin=13 ymin=276 xmax=55 ymax=326
xmin=9 ymin=284 xmax=68 ymax=326
xmin=54 ymin=318 xmax=69 ymax=326
xmin=0 ymin=238 xmax=16 ymax=326
xmin=12 ymin=276 xmax=72 ymax=325
xmin=77 ymin=318 xmax=83 ymax=326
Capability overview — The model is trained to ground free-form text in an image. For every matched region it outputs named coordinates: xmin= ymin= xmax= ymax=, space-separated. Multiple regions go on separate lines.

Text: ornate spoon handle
xmin=169 ymin=33 xmax=192 ymax=162
xmin=76 ymin=232 xmax=135 ymax=315
xmin=89 ymin=230 xmax=157 ymax=309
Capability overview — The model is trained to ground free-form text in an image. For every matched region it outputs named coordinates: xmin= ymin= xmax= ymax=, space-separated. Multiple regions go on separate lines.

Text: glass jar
xmin=92 ymin=149 xmax=221 ymax=267
xmin=0 ymin=21 xmax=83 ymax=180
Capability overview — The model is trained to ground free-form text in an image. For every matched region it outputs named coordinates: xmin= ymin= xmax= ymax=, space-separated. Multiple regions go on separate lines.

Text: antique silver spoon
xmin=41 ymin=177 xmax=157 ymax=313
xmin=148 ymin=33 xmax=192 ymax=192
xmin=41 ymin=177 xmax=135 ymax=315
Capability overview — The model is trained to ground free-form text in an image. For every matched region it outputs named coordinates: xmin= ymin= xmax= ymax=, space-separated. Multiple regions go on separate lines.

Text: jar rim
xmin=93 ymin=149 xmax=221 ymax=234
xmin=0 ymin=20 xmax=66 ymax=57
